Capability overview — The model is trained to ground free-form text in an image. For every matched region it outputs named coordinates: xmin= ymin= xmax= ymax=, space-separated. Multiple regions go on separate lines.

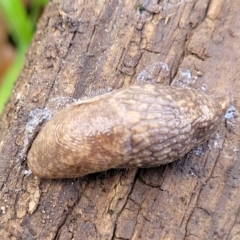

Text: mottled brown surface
xmin=1 ymin=0 xmax=240 ymax=239
xmin=28 ymin=84 xmax=228 ymax=179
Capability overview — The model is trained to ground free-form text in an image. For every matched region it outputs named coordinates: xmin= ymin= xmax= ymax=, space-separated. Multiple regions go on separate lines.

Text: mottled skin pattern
xmin=27 ymin=84 xmax=228 ymax=179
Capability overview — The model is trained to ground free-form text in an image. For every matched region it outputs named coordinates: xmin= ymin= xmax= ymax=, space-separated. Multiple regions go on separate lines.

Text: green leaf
xmin=0 ymin=0 xmax=33 ymax=49
xmin=0 ymin=49 xmax=26 ymax=113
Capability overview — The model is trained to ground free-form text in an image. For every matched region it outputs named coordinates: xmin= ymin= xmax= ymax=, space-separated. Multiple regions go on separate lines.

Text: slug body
xmin=27 ymin=84 xmax=228 ymax=179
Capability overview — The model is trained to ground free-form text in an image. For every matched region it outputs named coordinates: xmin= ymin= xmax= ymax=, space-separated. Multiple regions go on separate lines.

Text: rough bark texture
xmin=0 ymin=0 xmax=240 ymax=239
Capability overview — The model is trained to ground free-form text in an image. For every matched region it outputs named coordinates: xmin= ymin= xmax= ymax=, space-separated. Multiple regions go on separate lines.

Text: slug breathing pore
xmin=27 ymin=84 xmax=229 ymax=179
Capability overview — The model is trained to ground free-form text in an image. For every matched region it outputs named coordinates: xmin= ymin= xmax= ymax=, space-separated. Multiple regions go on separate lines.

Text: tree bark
xmin=1 ymin=0 xmax=240 ymax=239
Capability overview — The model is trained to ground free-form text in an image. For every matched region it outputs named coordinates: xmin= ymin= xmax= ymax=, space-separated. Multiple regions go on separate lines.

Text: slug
xmin=27 ymin=84 xmax=229 ymax=179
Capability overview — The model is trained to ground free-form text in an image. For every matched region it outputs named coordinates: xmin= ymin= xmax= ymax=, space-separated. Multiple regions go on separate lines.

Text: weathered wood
xmin=0 ymin=0 xmax=240 ymax=239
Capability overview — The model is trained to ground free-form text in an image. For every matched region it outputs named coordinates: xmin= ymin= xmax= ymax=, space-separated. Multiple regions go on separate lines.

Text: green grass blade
xmin=0 ymin=49 xmax=26 ymax=113
xmin=0 ymin=0 xmax=33 ymax=49
xmin=0 ymin=0 xmax=48 ymax=114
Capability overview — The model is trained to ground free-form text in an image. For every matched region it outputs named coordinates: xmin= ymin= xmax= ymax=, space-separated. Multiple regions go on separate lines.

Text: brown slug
xmin=27 ymin=84 xmax=229 ymax=179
